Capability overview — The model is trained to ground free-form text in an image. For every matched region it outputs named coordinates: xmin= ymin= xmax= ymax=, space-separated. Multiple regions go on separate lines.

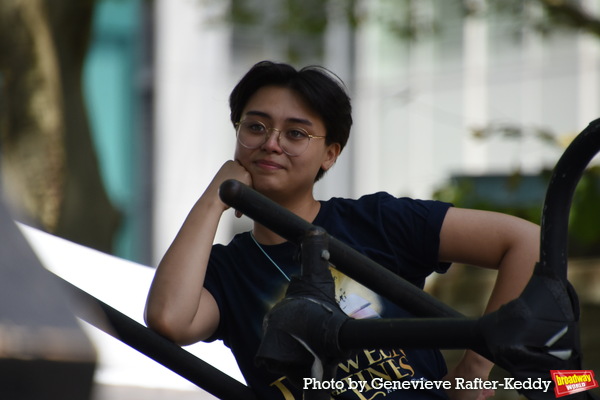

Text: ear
xmin=321 ymin=143 xmax=342 ymax=171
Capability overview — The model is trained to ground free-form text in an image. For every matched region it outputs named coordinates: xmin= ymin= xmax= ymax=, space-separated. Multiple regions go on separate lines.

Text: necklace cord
xmin=250 ymin=232 xmax=292 ymax=282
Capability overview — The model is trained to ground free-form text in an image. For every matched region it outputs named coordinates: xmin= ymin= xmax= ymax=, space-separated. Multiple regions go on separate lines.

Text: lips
xmin=254 ymin=159 xmax=284 ymax=170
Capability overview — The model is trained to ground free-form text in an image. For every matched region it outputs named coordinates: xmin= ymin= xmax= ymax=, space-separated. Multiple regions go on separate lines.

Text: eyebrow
xmin=244 ymin=110 xmax=314 ymax=126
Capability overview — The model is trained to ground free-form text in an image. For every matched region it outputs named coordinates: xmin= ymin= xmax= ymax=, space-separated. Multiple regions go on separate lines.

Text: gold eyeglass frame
xmin=235 ymin=119 xmax=326 ymax=156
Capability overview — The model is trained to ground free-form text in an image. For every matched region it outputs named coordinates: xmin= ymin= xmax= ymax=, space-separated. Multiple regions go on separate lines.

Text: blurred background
xmin=1 ymin=0 xmax=599 ymax=399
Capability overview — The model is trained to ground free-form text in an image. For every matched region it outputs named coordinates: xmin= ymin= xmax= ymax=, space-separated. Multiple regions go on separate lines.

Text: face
xmin=234 ymin=85 xmax=340 ymax=201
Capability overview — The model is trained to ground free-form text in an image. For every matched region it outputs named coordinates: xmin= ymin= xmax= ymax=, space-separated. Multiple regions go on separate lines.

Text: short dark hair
xmin=229 ymin=61 xmax=352 ymax=181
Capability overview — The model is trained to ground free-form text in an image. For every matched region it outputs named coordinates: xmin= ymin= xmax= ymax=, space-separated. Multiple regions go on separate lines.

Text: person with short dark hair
xmin=145 ymin=61 xmax=539 ymax=400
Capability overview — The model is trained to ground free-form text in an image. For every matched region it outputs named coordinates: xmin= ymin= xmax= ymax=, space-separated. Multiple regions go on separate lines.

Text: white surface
xmin=18 ymin=224 xmax=244 ymax=393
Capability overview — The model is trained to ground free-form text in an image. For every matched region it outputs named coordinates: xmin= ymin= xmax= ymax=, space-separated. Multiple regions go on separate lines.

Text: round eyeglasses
xmin=236 ymin=119 xmax=326 ymax=157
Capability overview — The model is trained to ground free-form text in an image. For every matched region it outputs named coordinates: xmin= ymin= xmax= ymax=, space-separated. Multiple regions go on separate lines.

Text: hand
xmin=205 ymin=160 xmax=252 ymax=217
xmin=445 ymin=351 xmax=495 ymax=400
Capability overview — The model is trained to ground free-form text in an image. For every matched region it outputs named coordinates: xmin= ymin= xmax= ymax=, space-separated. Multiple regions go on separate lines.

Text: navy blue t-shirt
xmin=204 ymin=192 xmax=453 ymax=399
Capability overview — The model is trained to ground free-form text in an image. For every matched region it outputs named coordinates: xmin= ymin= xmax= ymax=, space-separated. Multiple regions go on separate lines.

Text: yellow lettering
xmin=269 ymin=376 xmax=297 ymax=400
xmin=338 ymin=354 xmax=361 ymax=373
xmin=364 ymin=349 xmax=384 ymax=365
xmin=388 ymin=348 xmax=403 ymax=358
xmin=378 ymin=349 xmax=393 ymax=360
xmin=397 ymin=350 xmax=415 ymax=377
xmin=332 ymin=376 xmax=353 ymax=396
xmin=366 ymin=364 xmax=393 ymax=381
xmin=384 ymin=358 xmax=413 ymax=380
xmin=354 ymin=370 xmax=374 ymax=391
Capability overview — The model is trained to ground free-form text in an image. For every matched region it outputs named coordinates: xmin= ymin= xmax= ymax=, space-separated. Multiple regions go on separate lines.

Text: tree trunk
xmin=0 ymin=0 xmax=120 ymax=254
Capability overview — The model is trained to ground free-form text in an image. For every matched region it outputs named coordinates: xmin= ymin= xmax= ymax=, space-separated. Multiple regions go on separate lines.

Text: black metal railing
xmin=54 ymin=273 xmax=258 ymax=400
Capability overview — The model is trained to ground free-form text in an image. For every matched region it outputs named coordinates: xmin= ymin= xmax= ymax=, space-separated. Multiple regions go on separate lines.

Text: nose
xmin=261 ymin=128 xmax=284 ymax=153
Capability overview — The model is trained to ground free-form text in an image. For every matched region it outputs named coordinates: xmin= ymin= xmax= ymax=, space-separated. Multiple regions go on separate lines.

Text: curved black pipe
xmin=339 ymin=317 xmax=482 ymax=350
xmin=539 ymin=118 xmax=600 ymax=280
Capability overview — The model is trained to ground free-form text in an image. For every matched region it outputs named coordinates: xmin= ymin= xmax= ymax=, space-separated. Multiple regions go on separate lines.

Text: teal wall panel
xmin=83 ymin=0 xmax=146 ymax=262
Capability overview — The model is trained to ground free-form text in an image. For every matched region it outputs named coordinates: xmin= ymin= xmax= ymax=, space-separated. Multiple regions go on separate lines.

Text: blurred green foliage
xmin=221 ymin=0 xmax=600 ymax=48
xmin=433 ymin=163 xmax=600 ymax=258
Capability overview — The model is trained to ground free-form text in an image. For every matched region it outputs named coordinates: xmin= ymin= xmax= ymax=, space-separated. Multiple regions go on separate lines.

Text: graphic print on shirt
xmin=331 ymin=268 xmax=382 ymax=319
xmin=268 ymin=267 xmax=418 ymax=399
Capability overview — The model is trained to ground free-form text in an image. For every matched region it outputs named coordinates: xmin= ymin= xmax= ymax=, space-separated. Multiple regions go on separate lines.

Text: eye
xmin=285 ymin=128 xmax=310 ymax=141
xmin=243 ymin=120 xmax=267 ymax=134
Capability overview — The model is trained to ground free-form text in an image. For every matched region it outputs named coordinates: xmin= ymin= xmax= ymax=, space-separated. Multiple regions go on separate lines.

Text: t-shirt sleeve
xmin=202 ymin=244 xmax=228 ymax=343
xmin=378 ymin=193 xmax=452 ymax=275
xmin=319 ymin=192 xmax=453 ymax=284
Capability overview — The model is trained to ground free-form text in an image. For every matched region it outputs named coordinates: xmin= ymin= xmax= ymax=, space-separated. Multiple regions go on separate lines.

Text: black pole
xmin=338 ymin=318 xmax=483 ymax=352
xmin=219 ymin=180 xmax=462 ymax=319
xmin=301 ymin=228 xmax=337 ymax=400
xmin=53 ymin=273 xmax=258 ymax=400
xmin=539 ymin=118 xmax=600 ymax=280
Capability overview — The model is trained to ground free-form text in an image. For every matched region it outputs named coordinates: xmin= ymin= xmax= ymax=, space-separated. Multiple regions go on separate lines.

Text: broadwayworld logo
xmin=551 ymin=370 xmax=599 ymax=398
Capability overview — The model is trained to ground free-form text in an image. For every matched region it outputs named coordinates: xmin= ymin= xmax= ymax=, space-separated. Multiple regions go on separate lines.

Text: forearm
xmin=466 ymin=221 xmax=540 ymax=372
xmin=483 ymin=227 xmax=539 ymax=314
xmin=144 ymin=194 xmax=223 ymax=341
xmin=449 ymin=233 xmax=540 ymax=394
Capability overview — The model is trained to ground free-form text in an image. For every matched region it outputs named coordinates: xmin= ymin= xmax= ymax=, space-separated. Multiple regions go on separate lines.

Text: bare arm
xmin=144 ymin=160 xmax=251 ymax=345
xmin=439 ymin=207 xmax=540 ymax=398
xmin=439 ymin=207 xmax=540 ymax=313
